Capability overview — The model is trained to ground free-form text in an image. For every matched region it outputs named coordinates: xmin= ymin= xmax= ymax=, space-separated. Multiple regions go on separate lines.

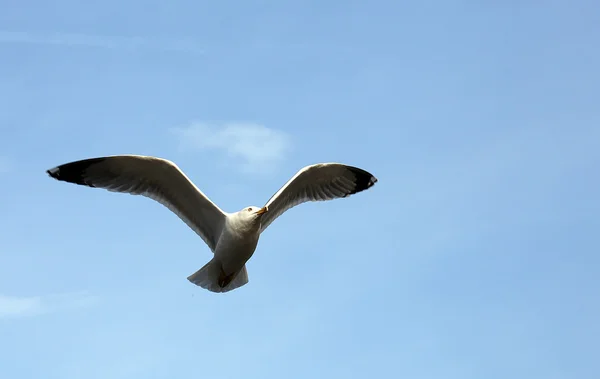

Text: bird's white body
xmin=216 ymin=212 xmax=261 ymax=273
xmin=178 ymin=205 xmax=268 ymax=292
xmin=46 ymin=155 xmax=378 ymax=293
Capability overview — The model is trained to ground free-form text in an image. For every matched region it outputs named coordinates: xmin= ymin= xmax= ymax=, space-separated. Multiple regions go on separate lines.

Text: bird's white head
xmin=236 ymin=206 xmax=269 ymax=226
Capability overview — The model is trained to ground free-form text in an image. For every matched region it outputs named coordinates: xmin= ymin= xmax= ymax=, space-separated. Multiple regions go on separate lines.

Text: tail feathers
xmin=187 ymin=259 xmax=249 ymax=293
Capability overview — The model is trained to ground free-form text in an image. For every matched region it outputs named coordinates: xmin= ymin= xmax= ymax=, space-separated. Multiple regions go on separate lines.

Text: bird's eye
xmin=247 ymin=207 xmax=252 ymax=212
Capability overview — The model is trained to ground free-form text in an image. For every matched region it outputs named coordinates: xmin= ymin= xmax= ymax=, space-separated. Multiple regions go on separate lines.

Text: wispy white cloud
xmin=172 ymin=122 xmax=292 ymax=174
xmin=0 ymin=291 xmax=98 ymax=319
xmin=0 ymin=30 xmax=204 ymax=54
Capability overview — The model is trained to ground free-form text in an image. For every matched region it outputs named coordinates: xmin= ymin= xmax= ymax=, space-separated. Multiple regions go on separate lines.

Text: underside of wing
xmin=46 ymin=155 xmax=226 ymax=252
xmin=259 ymin=163 xmax=377 ymax=232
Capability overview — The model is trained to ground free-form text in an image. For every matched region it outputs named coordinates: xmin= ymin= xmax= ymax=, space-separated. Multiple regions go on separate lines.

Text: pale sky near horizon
xmin=1 ymin=1 xmax=599 ymax=378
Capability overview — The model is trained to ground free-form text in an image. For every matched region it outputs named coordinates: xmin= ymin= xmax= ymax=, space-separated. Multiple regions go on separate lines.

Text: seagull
xmin=46 ymin=155 xmax=378 ymax=293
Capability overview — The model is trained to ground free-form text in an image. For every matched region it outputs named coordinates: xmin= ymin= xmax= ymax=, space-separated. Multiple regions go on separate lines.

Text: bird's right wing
xmin=47 ymin=155 xmax=226 ymax=252
xmin=259 ymin=163 xmax=377 ymax=233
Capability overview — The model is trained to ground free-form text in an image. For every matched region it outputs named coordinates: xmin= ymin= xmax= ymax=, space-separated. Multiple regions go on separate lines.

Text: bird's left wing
xmin=259 ymin=163 xmax=377 ymax=233
xmin=46 ymin=155 xmax=226 ymax=252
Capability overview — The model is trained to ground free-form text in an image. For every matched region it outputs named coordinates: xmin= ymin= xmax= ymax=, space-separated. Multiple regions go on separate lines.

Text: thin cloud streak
xmin=0 ymin=291 xmax=98 ymax=319
xmin=0 ymin=30 xmax=205 ymax=54
xmin=172 ymin=122 xmax=292 ymax=174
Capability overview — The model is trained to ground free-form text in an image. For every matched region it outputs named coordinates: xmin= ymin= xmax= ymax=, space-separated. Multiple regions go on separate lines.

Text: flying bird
xmin=46 ymin=155 xmax=378 ymax=293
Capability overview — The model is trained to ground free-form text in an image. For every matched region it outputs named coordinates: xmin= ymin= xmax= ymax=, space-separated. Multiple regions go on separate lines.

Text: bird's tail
xmin=187 ymin=258 xmax=249 ymax=293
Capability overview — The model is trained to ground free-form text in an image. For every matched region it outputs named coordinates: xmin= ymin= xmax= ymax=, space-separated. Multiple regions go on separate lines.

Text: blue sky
xmin=1 ymin=1 xmax=599 ymax=378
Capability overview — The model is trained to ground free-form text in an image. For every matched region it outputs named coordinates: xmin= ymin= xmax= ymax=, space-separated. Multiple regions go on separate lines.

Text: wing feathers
xmin=259 ymin=163 xmax=377 ymax=233
xmin=46 ymin=155 xmax=226 ymax=252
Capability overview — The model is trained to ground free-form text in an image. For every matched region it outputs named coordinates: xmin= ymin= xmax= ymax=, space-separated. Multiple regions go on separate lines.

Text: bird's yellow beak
xmin=255 ymin=206 xmax=268 ymax=215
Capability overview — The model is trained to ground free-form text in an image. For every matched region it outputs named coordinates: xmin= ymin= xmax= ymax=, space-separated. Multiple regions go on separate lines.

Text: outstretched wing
xmin=259 ymin=163 xmax=377 ymax=233
xmin=46 ymin=155 xmax=226 ymax=252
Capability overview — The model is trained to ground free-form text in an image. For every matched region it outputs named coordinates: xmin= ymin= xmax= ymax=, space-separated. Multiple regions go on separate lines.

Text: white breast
xmin=214 ymin=216 xmax=261 ymax=274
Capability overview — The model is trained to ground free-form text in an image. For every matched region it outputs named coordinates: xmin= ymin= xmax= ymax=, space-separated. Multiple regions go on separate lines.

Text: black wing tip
xmin=46 ymin=168 xmax=58 ymax=179
xmin=45 ymin=157 xmax=106 ymax=187
xmin=347 ymin=166 xmax=378 ymax=195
